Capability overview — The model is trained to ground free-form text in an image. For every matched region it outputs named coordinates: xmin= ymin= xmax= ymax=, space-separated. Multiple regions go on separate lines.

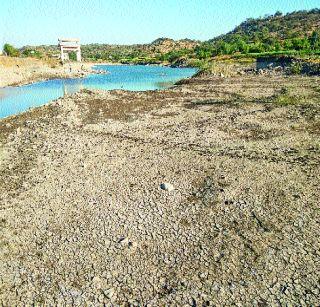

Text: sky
xmin=0 ymin=0 xmax=319 ymax=48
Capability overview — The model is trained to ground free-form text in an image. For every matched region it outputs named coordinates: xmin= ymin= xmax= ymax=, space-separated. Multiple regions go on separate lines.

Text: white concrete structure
xmin=58 ymin=38 xmax=81 ymax=62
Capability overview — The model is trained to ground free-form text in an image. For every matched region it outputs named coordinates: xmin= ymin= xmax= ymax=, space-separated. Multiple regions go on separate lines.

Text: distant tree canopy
xmin=137 ymin=9 xmax=319 ymax=65
xmin=68 ymin=51 xmax=77 ymax=61
xmin=274 ymin=11 xmax=283 ymax=17
xmin=22 ymin=48 xmax=43 ymax=58
xmin=200 ymin=9 xmax=320 ymax=57
xmin=3 ymin=43 xmax=20 ymax=57
xmin=193 ymin=30 xmax=320 ymax=58
xmin=7 ymin=9 xmax=320 ymax=66
xmin=310 ymin=31 xmax=319 ymax=50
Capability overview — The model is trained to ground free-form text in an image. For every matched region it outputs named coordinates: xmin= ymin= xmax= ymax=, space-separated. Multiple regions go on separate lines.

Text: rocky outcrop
xmin=149 ymin=38 xmax=199 ymax=53
xmin=256 ymin=56 xmax=320 ymax=76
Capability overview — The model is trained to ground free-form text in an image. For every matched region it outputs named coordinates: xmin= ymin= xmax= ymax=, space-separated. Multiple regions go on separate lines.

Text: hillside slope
xmin=203 ymin=9 xmax=320 ymax=55
xmin=20 ymin=38 xmax=199 ymax=63
xmin=81 ymin=38 xmax=199 ymax=62
xmin=16 ymin=8 xmax=320 ymax=66
xmin=229 ymin=9 xmax=320 ymax=41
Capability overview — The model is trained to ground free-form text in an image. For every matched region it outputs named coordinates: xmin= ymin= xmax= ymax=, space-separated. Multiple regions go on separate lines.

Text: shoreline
xmin=3 ymin=73 xmax=90 ymax=88
xmin=0 ymin=60 xmax=196 ymax=89
xmin=0 ymin=64 xmax=198 ymax=121
xmin=0 ymin=57 xmax=96 ymax=88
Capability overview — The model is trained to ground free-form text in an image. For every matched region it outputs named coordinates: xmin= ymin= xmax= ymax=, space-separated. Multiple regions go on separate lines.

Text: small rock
xmin=16 ymin=127 xmax=22 ymax=136
xmin=118 ymin=237 xmax=129 ymax=245
xmin=118 ymin=237 xmax=137 ymax=249
xmin=104 ymin=288 xmax=115 ymax=299
xmin=199 ymin=272 xmax=206 ymax=279
xmin=160 ymin=183 xmax=174 ymax=192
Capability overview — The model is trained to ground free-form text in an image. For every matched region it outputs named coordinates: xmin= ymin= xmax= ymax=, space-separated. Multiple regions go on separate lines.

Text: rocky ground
xmin=0 ymin=72 xmax=319 ymax=306
xmin=0 ymin=56 xmax=94 ymax=87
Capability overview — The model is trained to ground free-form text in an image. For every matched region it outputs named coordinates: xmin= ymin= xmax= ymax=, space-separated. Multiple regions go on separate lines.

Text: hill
xmin=19 ymin=38 xmax=199 ymax=64
xmin=8 ymin=8 xmax=320 ymax=68
xmin=80 ymin=38 xmax=199 ymax=63
xmin=228 ymin=9 xmax=320 ymax=42
xmin=149 ymin=38 xmax=199 ymax=53
xmin=200 ymin=9 xmax=320 ymax=57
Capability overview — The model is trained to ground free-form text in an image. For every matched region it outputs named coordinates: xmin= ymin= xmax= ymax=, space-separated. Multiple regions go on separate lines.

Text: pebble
xmin=160 ymin=182 xmax=174 ymax=191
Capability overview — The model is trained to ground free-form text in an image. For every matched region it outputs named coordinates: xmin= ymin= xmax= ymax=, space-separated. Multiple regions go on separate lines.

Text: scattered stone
xmin=160 ymin=182 xmax=174 ymax=191
xmin=118 ymin=237 xmax=137 ymax=249
xmin=16 ymin=127 xmax=22 ymax=136
xmin=104 ymin=288 xmax=115 ymax=299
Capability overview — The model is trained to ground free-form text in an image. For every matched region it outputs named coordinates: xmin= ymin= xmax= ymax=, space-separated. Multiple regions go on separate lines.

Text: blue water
xmin=0 ymin=65 xmax=197 ymax=119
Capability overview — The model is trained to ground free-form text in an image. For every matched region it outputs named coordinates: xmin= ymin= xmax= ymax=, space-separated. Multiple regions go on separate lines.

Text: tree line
xmin=194 ymin=30 xmax=320 ymax=59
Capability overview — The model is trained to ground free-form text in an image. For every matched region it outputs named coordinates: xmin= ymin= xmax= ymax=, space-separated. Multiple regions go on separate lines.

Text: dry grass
xmin=0 ymin=56 xmax=41 ymax=68
xmin=0 ymin=56 xmax=60 ymax=69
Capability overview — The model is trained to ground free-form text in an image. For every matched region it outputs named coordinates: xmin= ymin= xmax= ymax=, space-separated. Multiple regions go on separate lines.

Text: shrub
xmin=69 ymin=51 xmax=77 ymax=61
xmin=3 ymin=43 xmax=20 ymax=57
xmin=22 ymin=49 xmax=43 ymax=58
xmin=310 ymin=31 xmax=319 ymax=50
xmin=290 ymin=62 xmax=303 ymax=74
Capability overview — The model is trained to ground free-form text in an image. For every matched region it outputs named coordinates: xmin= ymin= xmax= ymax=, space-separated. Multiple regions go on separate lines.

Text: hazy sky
xmin=0 ymin=0 xmax=319 ymax=47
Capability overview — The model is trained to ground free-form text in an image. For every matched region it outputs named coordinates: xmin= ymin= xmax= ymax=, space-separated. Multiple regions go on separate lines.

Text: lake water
xmin=0 ymin=65 xmax=197 ymax=119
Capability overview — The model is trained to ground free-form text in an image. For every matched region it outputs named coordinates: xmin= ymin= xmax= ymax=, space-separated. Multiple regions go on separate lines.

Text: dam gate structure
xmin=58 ymin=38 xmax=81 ymax=62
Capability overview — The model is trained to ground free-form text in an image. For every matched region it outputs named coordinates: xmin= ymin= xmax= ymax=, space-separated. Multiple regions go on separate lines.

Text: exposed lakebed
xmin=0 ymin=64 xmax=197 ymax=119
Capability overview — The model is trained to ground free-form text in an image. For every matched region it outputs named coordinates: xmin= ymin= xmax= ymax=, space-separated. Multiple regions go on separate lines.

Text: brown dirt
xmin=0 ymin=56 xmax=94 ymax=87
xmin=0 ymin=73 xmax=319 ymax=306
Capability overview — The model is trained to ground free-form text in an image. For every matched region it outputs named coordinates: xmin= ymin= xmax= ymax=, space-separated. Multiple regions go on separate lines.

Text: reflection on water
xmin=155 ymin=81 xmax=175 ymax=89
xmin=0 ymin=65 xmax=197 ymax=119
xmin=62 ymin=80 xmax=84 ymax=95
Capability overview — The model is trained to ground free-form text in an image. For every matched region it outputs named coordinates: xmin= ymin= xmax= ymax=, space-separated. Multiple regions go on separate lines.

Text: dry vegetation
xmin=0 ymin=56 xmax=58 ymax=68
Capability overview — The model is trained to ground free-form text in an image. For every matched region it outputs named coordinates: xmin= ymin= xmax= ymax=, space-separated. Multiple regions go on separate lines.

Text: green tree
xmin=249 ymin=42 xmax=265 ymax=53
xmin=274 ymin=41 xmax=282 ymax=51
xmin=292 ymin=37 xmax=310 ymax=50
xmin=284 ymin=39 xmax=293 ymax=50
xmin=274 ymin=11 xmax=283 ymax=17
xmin=69 ymin=51 xmax=77 ymax=61
xmin=237 ymin=40 xmax=249 ymax=54
xmin=195 ymin=44 xmax=214 ymax=59
xmin=261 ymin=27 xmax=270 ymax=39
xmin=310 ymin=31 xmax=319 ymax=50
xmin=94 ymin=53 xmax=102 ymax=60
xmin=3 ymin=43 xmax=20 ymax=57
xmin=22 ymin=49 xmax=42 ymax=58
xmin=215 ymin=41 xmax=232 ymax=55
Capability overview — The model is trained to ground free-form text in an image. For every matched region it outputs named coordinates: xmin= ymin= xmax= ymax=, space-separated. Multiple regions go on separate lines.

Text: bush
xmin=22 ymin=49 xmax=43 ymax=58
xmin=290 ymin=62 xmax=303 ymax=74
xmin=195 ymin=44 xmax=214 ymax=59
xmin=3 ymin=43 xmax=20 ymax=57
xmin=69 ymin=52 xmax=77 ymax=61
xmin=310 ymin=31 xmax=319 ymax=50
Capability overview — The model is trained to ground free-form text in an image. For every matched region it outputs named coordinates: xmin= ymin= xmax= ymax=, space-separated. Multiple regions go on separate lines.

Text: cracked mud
xmin=0 ymin=73 xmax=319 ymax=305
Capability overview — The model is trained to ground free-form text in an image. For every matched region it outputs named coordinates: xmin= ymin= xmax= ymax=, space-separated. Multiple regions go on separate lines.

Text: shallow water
xmin=0 ymin=65 xmax=197 ymax=119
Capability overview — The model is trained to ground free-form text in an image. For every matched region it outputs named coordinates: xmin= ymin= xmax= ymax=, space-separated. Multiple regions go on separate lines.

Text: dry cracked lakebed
xmin=0 ymin=73 xmax=319 ymax=305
